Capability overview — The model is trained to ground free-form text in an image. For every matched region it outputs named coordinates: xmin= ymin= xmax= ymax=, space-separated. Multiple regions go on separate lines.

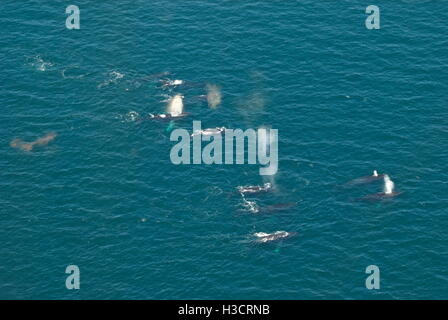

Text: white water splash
xmin=206 ymin=84 xmax=222 ymax=109
xmin=167 ymin=94 xmax=184 ymax=116
xmin=97 ymin=71 xmax=125 ymax=89
xmin=124 ymin=111 xmax=139 ymax=122
xmin=29 ymin=55 xmax=54 ymax=72
xmin=384 ymin=174 xmax=395 ymax=194
xmin=240 ymin=192 xmax=259 ymax=213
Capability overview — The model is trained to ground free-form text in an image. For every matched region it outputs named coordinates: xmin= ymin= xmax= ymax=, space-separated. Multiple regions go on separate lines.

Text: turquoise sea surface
xmin=1 ymin=1 xmax=447 ymax=299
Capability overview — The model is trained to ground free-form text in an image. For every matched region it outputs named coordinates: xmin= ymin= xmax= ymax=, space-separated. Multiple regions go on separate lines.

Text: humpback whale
xmin=237 ymin=182 xmax=272 ymax=194
xmin=162 ymin=79 xmax=184 ymax=88
xmin=253 ymin=231 xmax=297 ymax=243
xmin=191 ymin=127 xmax=226 ymax=137
xmin=148 ymin=113 xmax=190 ymax=120
xmin=159 ymin=79 xmax=205 ymax=90
xmin=360 ymin=174 xmax=401 ymax=201
xmin=343 ymin=170 xmax=385 ymax=187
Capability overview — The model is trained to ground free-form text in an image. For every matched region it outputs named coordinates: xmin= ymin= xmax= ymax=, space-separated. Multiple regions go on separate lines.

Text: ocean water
xmin=1 ymin=0 xmax=447 ymax=299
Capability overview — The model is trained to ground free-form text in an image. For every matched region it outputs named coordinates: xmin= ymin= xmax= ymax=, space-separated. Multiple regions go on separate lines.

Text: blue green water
xmin=1 ymin=1 xmax=447 ymax=299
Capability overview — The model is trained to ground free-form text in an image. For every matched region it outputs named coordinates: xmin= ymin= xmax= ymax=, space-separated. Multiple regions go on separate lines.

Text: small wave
xmin=97 ymin=71 xmax=125 ymax=89
xmin=206 ymin=186 xmax=223 ymax=196
xmin=28 ymin=55 xmax=54 ymax=72
xmin=123 ymin=111 xmax=140 ymax=122
xmin=61 ymin=65 xmax=88 ymax=79
xmin=240 ymin=192 xmax=259 ymax=213
xmin=158 ymin=93 xmax=172 ymax=103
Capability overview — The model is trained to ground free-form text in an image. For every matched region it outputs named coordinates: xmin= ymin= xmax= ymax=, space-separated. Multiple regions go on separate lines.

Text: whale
xmin=253 ymin=231 xmax=297 ymax=243
xmin=161 ymin=79 xmax=185 ymax=88
xmin=10 ymin=132 xmax=57 ymax=152
xmin=237 ymin=183 xmax=272 ymax=194
xmin=147 ymin=113 xmax=190 ymax=121
xmin=343 ymin=170 xmax=385 ymax=187
xmin=122 ymin=72 xmax=172 ymax=91
xmin=360 ymin=174 xmax=401 ymax=201
xmin=159 ymin=79 xmax=205 ymax=90
xmin=191 ymin=127 xmax=226 ymax=137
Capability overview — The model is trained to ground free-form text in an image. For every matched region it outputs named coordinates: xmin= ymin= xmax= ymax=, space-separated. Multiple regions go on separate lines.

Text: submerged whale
xmin=253 ymin=231 xmax=297 ymax=243
xmin=10 ymin=132 xmax=57 ymax=152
